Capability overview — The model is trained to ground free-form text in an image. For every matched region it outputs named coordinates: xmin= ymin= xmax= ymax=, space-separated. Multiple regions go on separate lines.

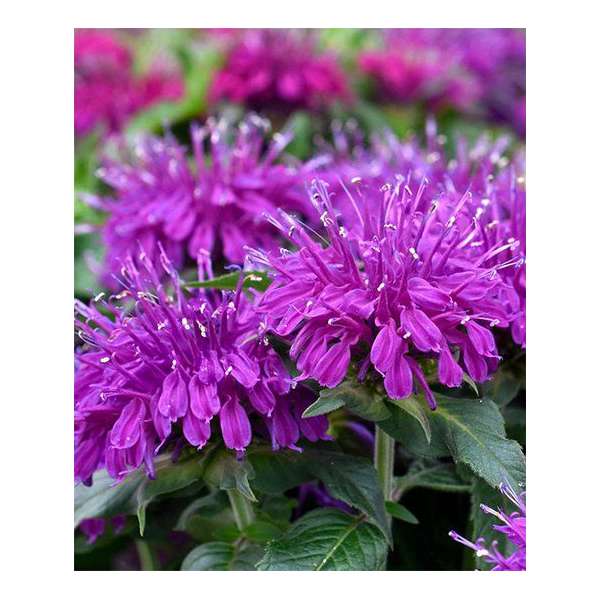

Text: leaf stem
xmin=227 ymin=488 xmax=256 ymax=531
xmin=374 ymin=426 xmax=395 ymax=505
xmin=135 ymin=539 xmax=155 ymax=571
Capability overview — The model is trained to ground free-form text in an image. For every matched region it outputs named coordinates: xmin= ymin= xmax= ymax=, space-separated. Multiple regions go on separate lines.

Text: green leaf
xmin=257 ymin=509 xmax=388 ymax=571
xmin=75 ymin=470 xmax=142 ymax=528
xmin=386 ymin=396 xmax=431 ymax=443
xmin=394 ymin=463 xmax=471 ymax=499
xmin=305 ymin=449 xmax=392 ymax=544
xmin=301 ymin=395 xmax=345 ymax=418
xmin=242 ymin=520 xmax=284 ymax=543
xmin=246 ymin=447 xmax=312 ymax=495
xmin=385 ymin=502 xmax=419 ymax=524
xmin=181 ymin=541 xmax=263 ymax=571
xmin=319 ymin=381 xmax=390 ymax=422
xmin=135 ymin=458 xmax=206 ymax=535
xmin=378 ymin=395 xmax=449 ymax=458
xmin=203 ymin=449 xmax=257 ymax=502
xmin=380 ymin=395 xmax=525 ymax=490
xmin=482 ymin=369 xmax=521 ymax=407
xmin=184 ymin=270 xmax=271 ymax=293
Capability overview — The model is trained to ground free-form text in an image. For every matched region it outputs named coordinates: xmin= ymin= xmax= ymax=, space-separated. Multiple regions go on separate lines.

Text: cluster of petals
xmin=209 ymin=29 xmax=350 ymax=111
xmin=87 ymin=115 xmax=320 ymax=286
xmin=75 ymin=29 xmax=183 ymax=137
xmin=359 ymin=29 xmax=525 ymax=134
xmin=74 ymin=249 xmax=328 ymax=484
xmin=450 ymin=482 xmax=526 ymax=570
xmin=315 ymin=120 xmax=526 ymax=347
xmin=254 ymin=170 xmax=523 ymax=407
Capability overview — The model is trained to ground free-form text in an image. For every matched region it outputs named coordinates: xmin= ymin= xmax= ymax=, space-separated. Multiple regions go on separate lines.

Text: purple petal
xmin=109 ymin=398 xmax=145 ymax=449
xmin=438 ymin=348 xmax=464 ymax=387
xmin=407 ymin=277 xmax=451 ymax=311
xmin=248 ymin=381 xmax=276 ymax=416
xmin=189 ymin=375 xmax=220 ymax=422
xmin=271 ymin=401 xmax=300 ymax=449
xmin=158 ymin=369 xmax=189 ymax=422
xmin=220 ymin=398 xmax=252 ymax=451
xmin=312 ymin=341 xmax=351 ymax=388
xmin=465 ymin=320 xmax=497 ymax=357
xmin=225 ymin=351 xmax=260 ymax=388
xmin=384 ymin=350 xmax=413 ymax=399
xmin=182 ymin=410 xmax=211 ymax=448
xmin=401 ymin=308 xmax=443 ymax=352
xmin=371 ymin=320 xmax=399 ymax=374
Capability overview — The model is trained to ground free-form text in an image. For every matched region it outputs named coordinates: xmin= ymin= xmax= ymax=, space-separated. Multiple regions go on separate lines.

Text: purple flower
xmin=253 ymin=173 xmax=522 ymax=407
xmin=209 ymin=29 xmax=350 ymax=111
xmin=449 ymin=482 xmax=526 ymax=571
xmin=74 ymin=249 xmax=328 ymax=485
xmin=79 ymin=515 xmax=126 ymax=544
xmin=75 ymin=29 xmax=182 ymax=137
xmin=86 ymin=116 xmax=319 ymax=287
xmin=359 ymin=29 xmax=525 ymax=134
xmin=316 ymin=121 xmax=526 ymax=348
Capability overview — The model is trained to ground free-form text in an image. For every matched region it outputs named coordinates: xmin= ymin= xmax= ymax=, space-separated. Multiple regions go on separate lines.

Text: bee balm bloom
xmin=254 ymin=178 xmax=520 ymax=408
xmin=88 ymin=116 xmax=318 ymax=286
xmin=74 ymin=249 xmax=328 ymax=485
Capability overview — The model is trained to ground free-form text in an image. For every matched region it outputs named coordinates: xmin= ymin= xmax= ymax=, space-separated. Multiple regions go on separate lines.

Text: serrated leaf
xmin=181 ymin=541 xmax=263 ymax=571
xmin=380 ymin=395 xmax=525 ymax=490
xmin=203 ymin=449 xmax=257 ymax=502
xmin=301 ymin=395 xmax=345 ymax=418
xmin=385 ymin=502 xmax=419 ymax=524
xmin=184 ymin=270 xmax=271 ymax=293
xmin=135 ymin=458 xmax=206 ymax=535
xmin=394 ymin=463 xmax=471 ymax=499
xmin=386 ymin=396 xmax=431 ymax=443
xmin=257 ymin=508 xmax=387 ymax=571
xmin=305 ymin=449 xmax=392 ymax=544
xmin=319 ymin=382 xmax=390 ymax=422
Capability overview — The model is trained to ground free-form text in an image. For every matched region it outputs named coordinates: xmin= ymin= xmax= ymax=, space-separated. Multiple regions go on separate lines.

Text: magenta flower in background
xmin=449 ymin=482 xmax=526 ymax=570
xmin=86 ymin=115 xmax=320 ymax=287
xmin=209 ymin=29 xmax=350 ymax=112
xmin=359 ymin=29 xmax=525 ymax=134
xmin=79 ymin=516 xmax=126 ymax=545
xmin=253 ymin=173 xmax=522 ymax=407
xmin=74 ymin=249 xmax=328 ymax=485
xmin=75 ymin=29 xmax=183 ymax=137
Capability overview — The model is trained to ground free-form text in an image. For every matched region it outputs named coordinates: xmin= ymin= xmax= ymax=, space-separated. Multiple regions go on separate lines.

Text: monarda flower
xmin=79 ymin=516 xmax=126 ymax=544
xmin=449 ymin=482 xmax=526 ymax=570
xmin=359 ymin=29 xmax=525 ymax=134
xmin=315 ymin=120 xmax=526 ymax=348
xmin=209 ymin=29 xmax=350 ymax=112
xmin=74 ymin=249 xmax=328 ymax=485
xmin=75 ymin=29 xmax=182 ymax=137
xmin=253 ymin=177 xmax=521 ymax=408
xmin=87 ymin=115 xmax=319 ymax=286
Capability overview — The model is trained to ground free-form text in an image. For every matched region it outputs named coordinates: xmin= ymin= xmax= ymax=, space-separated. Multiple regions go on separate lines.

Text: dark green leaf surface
xmin=385 ymin=502 xmax=419 ymax=524
xmin=305 ymin=449 xmax=391 ymax=544
xmin=482 ymin=369 xmax=521 ymax=407
xmin=257 ymin=509 xmax=387 ymax=571
xmin=301 ymin=394 xmax=346 ymax=418
xmin=319 ymin=382 xmax=390 ymax=422
xmin=386 ymin=396 xmax=432 ymax=443
xmin=203 ymin=449 xmax=257 ymax=502
xmin=181 ymin=541 xmax=263 ymax=571
xmin=394 ymin=463 xmax=471 ymax=499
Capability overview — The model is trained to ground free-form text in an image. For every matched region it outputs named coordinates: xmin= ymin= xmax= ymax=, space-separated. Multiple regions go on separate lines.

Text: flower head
xmin=449 ymin=482 xmax=526 ymax=570
xmin=75 ymin=29 xmax=182 ymax=137
xmin=253 ymin=171 xmax=522 ymax=407
xmin=87 ymin=116 xmax=319 ymax=286
xmin=209 ymin=29 xmax=350 ymax=111
xmin=359 ymin=29 xmax=525 ymax=134
xmin=74 ymin=249 xmax=328 ymax=485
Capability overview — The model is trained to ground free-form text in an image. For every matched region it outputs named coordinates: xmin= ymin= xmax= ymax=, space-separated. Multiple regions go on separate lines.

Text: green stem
xmin=374 ymin=426 xmax=395 ymax=504
xmin=135 ymin=539 xmax=155 ymax=571
xmin=227 ymin=489 xmax=256 ymax=531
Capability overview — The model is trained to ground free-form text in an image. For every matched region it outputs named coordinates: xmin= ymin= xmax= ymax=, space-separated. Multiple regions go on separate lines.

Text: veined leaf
xmin=257 ymin=508 xmax=387 ymax=571
xmin=394 ymin=463 xmax=471 ymax=499
xmin=385 ymin=502 xmax=419 ymax=524
xmin=386 ymin=396 xmax=431 ymax=443
xmin=182 ymin=541 xmax=263 ymax=571
xmin=318 ymin=381 xmax=390 ymax=422
xmin=301 ymin=394 xmax=345 ymax=418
